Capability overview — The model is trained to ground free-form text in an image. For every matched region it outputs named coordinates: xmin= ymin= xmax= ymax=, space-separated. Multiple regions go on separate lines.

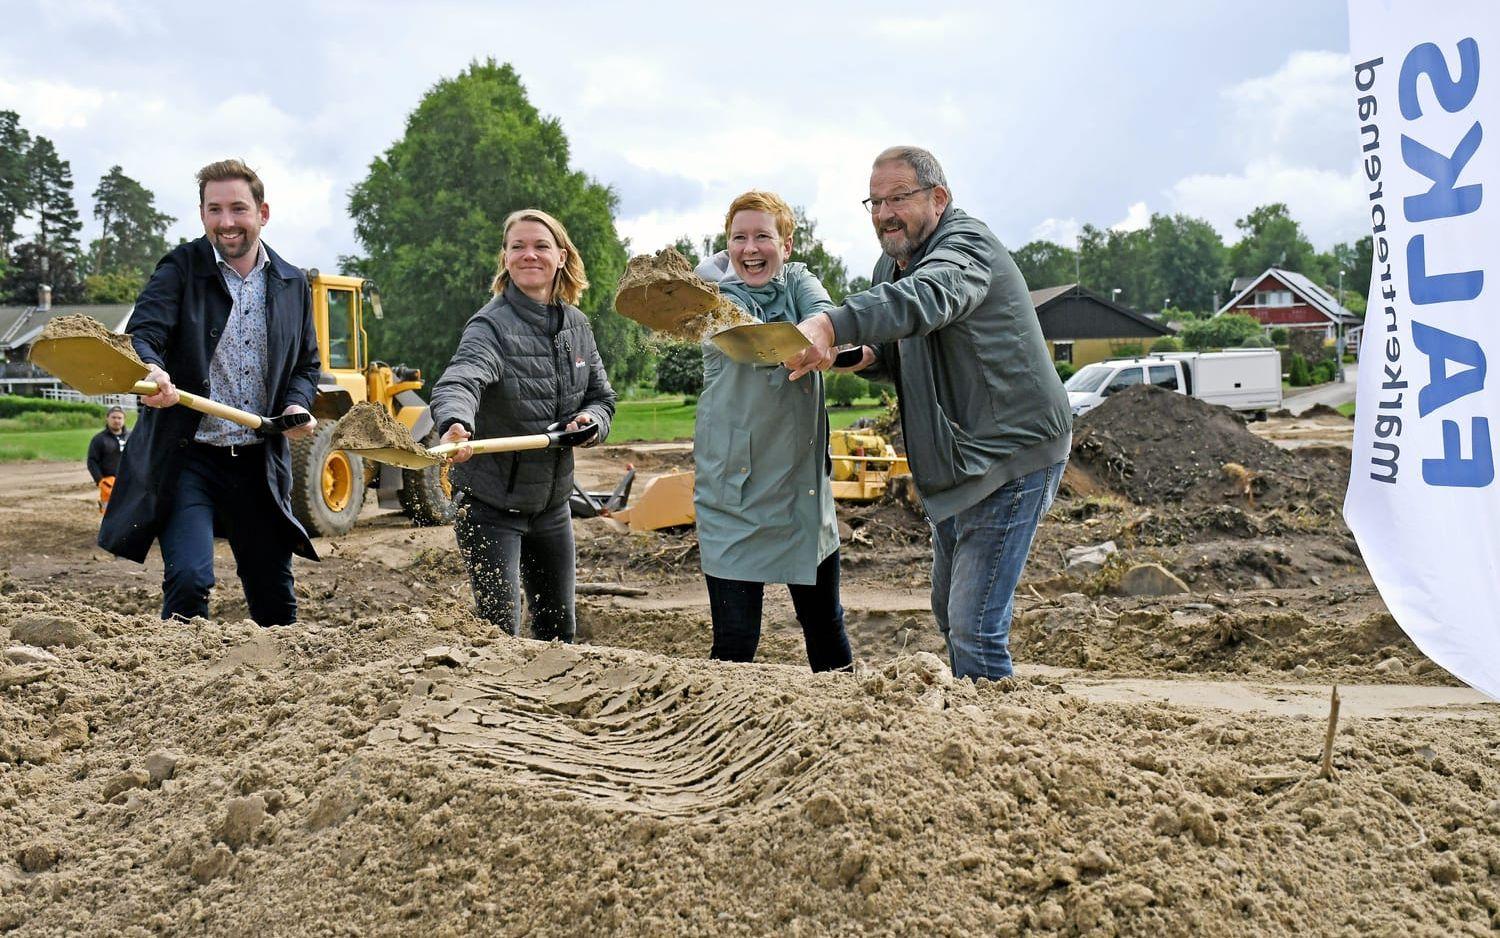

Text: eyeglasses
xmin=861 ymin=186 xmax=934 ymax=214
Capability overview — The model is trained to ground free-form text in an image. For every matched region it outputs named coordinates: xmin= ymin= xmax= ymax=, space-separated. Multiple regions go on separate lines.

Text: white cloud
xmin=577 ymin=56 xmax=672 ymax=110
xmin=0 ymin=76 xmax=106 ymax=130
xmin=867 ymin=14 xmax=967 ymax=41
xmin=1169 ymin=158 xmax=1366 ymax=248
xmin=1111 ymin=201 xmax=1150 ymax=233
xmin=1030 ymin=217 xmax=1080 ymax=246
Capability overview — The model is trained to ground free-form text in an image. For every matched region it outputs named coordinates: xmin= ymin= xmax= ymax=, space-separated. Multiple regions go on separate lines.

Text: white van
xmin=1064 ymin=348 xmax=1282 ymax=419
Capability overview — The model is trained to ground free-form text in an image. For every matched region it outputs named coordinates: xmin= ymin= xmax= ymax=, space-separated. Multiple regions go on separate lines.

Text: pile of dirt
xmin=34 ymin=315 xmax=143 ymax=364
xmin=614 ymin=247 xmax=754 ymax=340
xmin=3 ymin=587 xmax=1497 ymax=935
xmin=1070 ymin=385 xmax=1343 ymax=510
xmin=330 ymin=401 xmax=427 ymax=456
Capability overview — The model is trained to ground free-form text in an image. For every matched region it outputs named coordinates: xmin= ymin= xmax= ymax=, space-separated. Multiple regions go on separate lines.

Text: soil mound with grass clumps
xmin=1071 ymin=385 xmax=1342 ymax=509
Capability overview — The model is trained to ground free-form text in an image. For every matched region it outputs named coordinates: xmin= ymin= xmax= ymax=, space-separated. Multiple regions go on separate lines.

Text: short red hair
xmin=723 ymin=190 xmax=795 ymax=241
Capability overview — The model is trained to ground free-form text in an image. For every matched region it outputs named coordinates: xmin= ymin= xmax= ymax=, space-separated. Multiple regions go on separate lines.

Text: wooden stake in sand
xmin=1320 ymin=684 xmax=1342 ymax=780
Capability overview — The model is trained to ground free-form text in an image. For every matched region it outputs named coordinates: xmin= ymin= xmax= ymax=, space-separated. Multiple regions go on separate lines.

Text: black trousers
xmin=158 ymin=443 xmax=296 ymax=626
xmin=704 ymin=550 xmax=853 ymax=672
xmin=454 ymin=497 xmax=576 ymax=641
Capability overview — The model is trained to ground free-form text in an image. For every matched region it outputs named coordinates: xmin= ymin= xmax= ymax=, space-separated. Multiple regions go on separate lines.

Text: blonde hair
xmin=723 ymin=190 xmax=796 ymax=242
xmin=491 ymin=208 xmax=589 ymax=305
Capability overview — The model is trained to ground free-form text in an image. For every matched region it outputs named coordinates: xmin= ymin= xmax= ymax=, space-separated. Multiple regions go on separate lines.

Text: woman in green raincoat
xmin=692 ymin=190 xmax=852 ymax=672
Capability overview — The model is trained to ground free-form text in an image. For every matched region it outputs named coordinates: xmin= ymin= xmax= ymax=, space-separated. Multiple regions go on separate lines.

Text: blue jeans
xmin=158 ymin=443 xmax=297 ymax=626
xmin=930 ymin=460 xmax=1065 ymax=680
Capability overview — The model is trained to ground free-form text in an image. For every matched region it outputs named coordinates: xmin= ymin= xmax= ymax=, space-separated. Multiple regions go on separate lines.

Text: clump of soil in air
xmin=36 ymin=314 xmax=144 ymax=365
xmin=614 ymin=247 xmax=754 ymax=341
xmin=330 ymin=401 xmax=427 ymax=456
xmin=1070 ymin=384 xmax=1342 ymax=509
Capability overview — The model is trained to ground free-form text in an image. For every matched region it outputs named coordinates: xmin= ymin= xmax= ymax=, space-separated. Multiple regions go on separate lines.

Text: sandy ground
xmin=2 ymin=394 xmax=1498 ymax=936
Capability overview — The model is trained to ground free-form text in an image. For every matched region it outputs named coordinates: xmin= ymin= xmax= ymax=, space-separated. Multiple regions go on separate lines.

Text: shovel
xmin=341 ymin=422 xmax=600 ymax=469
xmin=28 ymin=329 xmax=311 ymax=435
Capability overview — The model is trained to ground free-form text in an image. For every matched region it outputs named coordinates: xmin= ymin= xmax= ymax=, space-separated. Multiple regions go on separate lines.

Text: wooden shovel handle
xmin=131 ymin=380 xmax=265 ymax=430
xmin=427 ymin=434 xmax=551 ymax=458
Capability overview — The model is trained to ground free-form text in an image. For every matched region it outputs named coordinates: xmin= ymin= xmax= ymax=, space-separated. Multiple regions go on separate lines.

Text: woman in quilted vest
xmin=431 ymin=209 xmax=616 ymax=640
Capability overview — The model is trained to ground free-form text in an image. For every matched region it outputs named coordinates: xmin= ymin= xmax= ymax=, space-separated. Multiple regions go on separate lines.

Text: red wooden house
xmin=1218 ymin=267 xmax=1361 ymax=343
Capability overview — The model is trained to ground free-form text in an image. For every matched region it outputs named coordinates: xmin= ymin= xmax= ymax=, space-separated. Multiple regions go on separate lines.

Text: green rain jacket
xmin=692 ymin=259 xmax=839 ymax=586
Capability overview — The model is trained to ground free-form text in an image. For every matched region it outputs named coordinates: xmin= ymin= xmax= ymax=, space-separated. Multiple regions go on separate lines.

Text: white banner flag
xmin=1345 ymin=1 xmax=1500 ymax=698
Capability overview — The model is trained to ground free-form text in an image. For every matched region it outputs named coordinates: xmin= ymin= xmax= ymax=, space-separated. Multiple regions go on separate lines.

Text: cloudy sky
xmin=1 ymin=0 xmax=1362 ymax=279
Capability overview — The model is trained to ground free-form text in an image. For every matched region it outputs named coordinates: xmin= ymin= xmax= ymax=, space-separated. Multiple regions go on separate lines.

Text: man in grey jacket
xmin=786 ymin=146 xmax=1072 ymax=680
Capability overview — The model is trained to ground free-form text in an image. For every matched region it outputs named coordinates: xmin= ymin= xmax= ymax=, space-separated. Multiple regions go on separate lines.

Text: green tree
xmin=0 ymin=111 xmax=33 ymax=256
xmin=825 ymin=372 xmax=867 ymax=406
xmin=847 ymin=275 xmax=872 ymax=295
xmin=1011 ymin=239 xmax=1077 ymax=289
xmin=1228 ymin=203 xmax=1316 ymax=281
xmin=89 ymin=165 xmax=173 ymax=279
xmin=347 ymin=59 xmax=643 ymax=385
xmin=3 ymin=136 xmax=84 ymax=304
xmin=1179 ymin=312 xmax=1262 ymax=350
xmin=1289 ymin=354 xmax=1311 ymax=387
xmin=654 ymin=342 xmax=703 ymax=396
xmin=83 ymin=269 xmax=145 ymax=304
xmin=1146 ymin=213 xmax=1225 ymax=312
xmin=670 ymin=236 xmax=701 ymax=270
xmin=1149 ymin=336 xmax=1181 ymax=352
xmin=1078 ymin=223 xmax=1152 ymax=312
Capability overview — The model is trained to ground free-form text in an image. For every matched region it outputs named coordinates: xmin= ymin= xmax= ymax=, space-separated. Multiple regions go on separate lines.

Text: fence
xmin=40 ymin=387 xmax=139 ymax=410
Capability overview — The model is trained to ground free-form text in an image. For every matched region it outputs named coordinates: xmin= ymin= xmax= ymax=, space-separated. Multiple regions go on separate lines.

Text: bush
xmin=1180 ymin=312 xmax=1263 ymax=350
xmin=825 ymin=372 xmax=868 ymax=407
xmin=1149 ymin=336 xmax=1181 ymax=352
xmin=1311 ymin=359 xmax=1338 ymax=384
xmin=0 ymin=411 xmax=101 ymax=432
xmin=654 ymin=342 xmax=704 ymax=396
xmin=0 ymin=394 xmax=108 ymax=419
xmin=1239 ymin=334 xmax=1273 ymax=347
xmin=1269 ymin=327 xmax=1289 ymax=344
xmin=1289 ymin=354 xmax=1312 ymax=387
xmin=1287 ymin=329 xmax=1329 ymax=364
xmin=1054 ymin=361 xmax=1076 ymax=382
xmin=1112 ymin=342 xmax=1145 ymax=357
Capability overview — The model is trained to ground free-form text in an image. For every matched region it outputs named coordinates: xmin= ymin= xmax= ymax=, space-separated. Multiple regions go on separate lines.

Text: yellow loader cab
xmin=290 ymin=271 xmax=456 ymax=537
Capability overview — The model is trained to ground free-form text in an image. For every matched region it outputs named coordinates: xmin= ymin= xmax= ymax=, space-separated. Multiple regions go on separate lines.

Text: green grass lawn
xmin=0 ymin=427 xmax=97 ymax=463
xmin=1336 ymin=401 xmax=1356 ymax=418
xmin=608 ymin=397 xmax=888 ymax=442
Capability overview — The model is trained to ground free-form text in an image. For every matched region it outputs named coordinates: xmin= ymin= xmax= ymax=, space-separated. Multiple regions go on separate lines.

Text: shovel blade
xmin=613 ymin=280 xmax=719 ymax=333
xmin=29 ymin=336 xmax=149 ymax=396
xmin=710 ymin=321 xmax=812 ymax=365
xmin=338 ymin=445 xmax=440 ymax=469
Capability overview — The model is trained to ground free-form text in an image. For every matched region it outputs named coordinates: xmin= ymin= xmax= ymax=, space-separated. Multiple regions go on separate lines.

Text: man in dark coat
xmin=99 ymin=159 xmax=321 ymax=626
xmin=86 ymin=404 xmax=130 ymax=514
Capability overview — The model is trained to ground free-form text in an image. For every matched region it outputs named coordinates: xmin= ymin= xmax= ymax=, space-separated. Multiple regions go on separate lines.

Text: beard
xmin=212 ymin=229 xmax=255 ymax=259
xmin=876 ymin=217 xmax=933 ymax=264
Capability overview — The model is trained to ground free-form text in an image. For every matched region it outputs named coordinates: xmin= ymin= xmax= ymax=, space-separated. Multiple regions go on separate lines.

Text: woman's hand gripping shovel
xmin=329 ymin=401 xmax=599 ymax=469
xmin=28 ymin=316 xmax=312 ymax=436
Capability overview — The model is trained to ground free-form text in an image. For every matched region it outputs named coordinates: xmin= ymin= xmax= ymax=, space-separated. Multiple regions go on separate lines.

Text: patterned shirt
xmin=195 ymin=243 xmax=270 ymax=446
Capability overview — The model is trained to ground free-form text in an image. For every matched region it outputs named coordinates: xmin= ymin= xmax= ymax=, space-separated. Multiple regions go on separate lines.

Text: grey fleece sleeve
xmin=825 ymin=238 xmax=993 ymax=347
xmin=430 ymin=317 xmax=505 ymax=434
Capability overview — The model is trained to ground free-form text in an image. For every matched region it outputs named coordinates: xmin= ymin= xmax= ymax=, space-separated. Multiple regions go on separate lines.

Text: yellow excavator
xmin=290 ymin=272 xmax=454 ymax=537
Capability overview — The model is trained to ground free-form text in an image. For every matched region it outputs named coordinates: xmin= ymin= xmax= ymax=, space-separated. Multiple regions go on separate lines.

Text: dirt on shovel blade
xmin=614 ymin=247 xmax=756 ymax=340
xmin=330 ymin=401 xmax=428 ymax=456
xmin=36 ymin=314 xmax=145 ymax=366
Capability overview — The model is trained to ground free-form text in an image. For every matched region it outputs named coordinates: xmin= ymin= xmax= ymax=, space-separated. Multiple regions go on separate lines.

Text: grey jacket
xmin=827 ymin=206 xmax=1071 ymax=522
xmin=692 ymin=257 xmax=839 ymax=586
xmin=432 ymin=284 xmax=615 ymax=514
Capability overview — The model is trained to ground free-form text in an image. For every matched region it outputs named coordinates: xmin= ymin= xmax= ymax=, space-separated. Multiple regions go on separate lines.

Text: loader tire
xmin=291 ymin=421 xmax=366 ymax=538
xmin=399 ymin=430 xmax=457 ymax=526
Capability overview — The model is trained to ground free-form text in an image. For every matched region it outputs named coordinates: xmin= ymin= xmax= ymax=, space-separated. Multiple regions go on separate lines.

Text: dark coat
xmin=431 ymin=284 xmax=615 ymax=514
xmin=98 ymin=236 xmax=322 ymax=562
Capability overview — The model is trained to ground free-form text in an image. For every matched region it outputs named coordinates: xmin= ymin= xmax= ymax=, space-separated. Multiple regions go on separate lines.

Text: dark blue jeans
xmin=158 ymin=443 xmax=297 ymax=626
xmin=705 ymin=550 xmax=853 ymax=672
xmin=454 ymin=497 xmax=576 ymax=641
xmin=930 ymin=460 xmax=1065 ymax=680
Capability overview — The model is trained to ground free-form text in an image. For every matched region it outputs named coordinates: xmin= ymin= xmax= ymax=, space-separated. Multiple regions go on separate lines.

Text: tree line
xmin=0 ymin=111 xmax=174 ymax=306
xmin=1010 ymin=205 xmax=1373 ymax=321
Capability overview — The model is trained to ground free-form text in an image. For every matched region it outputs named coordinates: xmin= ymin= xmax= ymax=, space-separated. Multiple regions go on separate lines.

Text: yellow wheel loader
xmin=289 ymin=272 xmax=456 ymax=537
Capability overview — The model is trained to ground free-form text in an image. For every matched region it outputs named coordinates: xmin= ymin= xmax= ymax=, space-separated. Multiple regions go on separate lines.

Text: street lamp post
xmin=1111 ymin=288 xmax=1122 ymax=304
xmin=1336 ymin=269 xmax=1347 ymax=383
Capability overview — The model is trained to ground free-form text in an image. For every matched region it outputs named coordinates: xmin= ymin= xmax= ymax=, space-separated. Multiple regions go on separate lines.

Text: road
xmin=1283 ymin=359 xmax=1359 ymax=414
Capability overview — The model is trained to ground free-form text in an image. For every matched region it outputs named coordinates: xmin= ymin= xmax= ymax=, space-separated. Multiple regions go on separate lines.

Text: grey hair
xmin=874 ymin=146 xmax=949 ymax=193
